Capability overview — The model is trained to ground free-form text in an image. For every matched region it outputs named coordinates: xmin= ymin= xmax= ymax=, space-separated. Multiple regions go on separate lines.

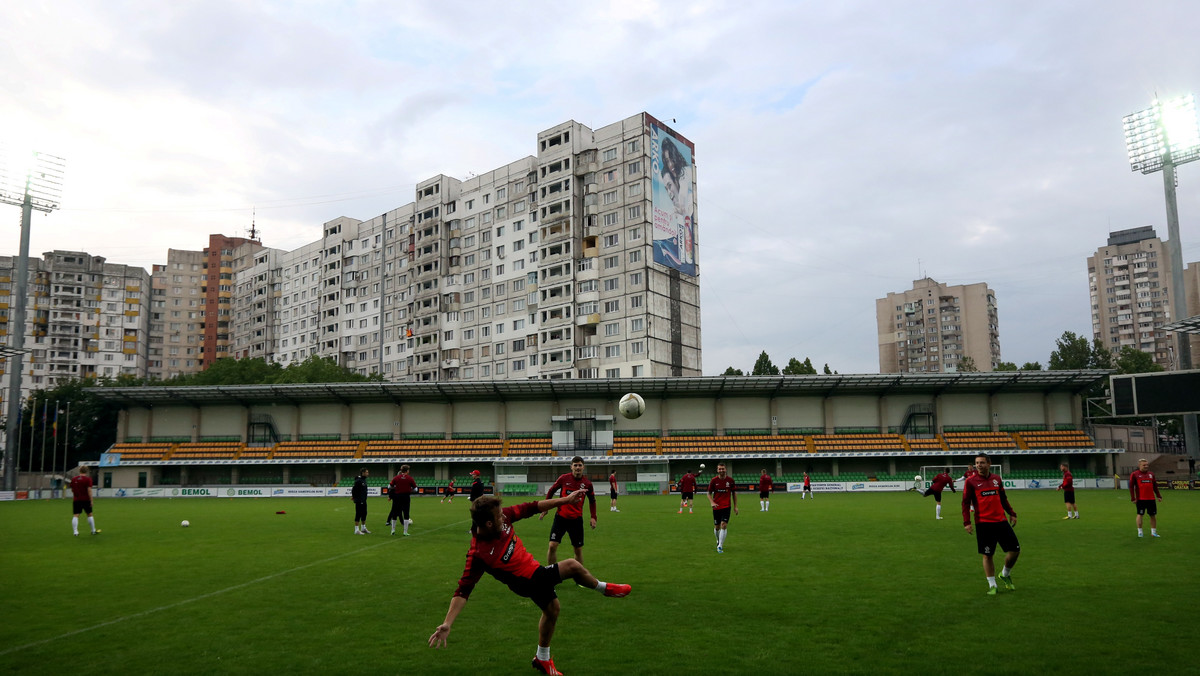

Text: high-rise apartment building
xmin=0 ymin=251 xmax=150 ymax=404
xmin=236 ymin=113 xmax=702 ymax=381
xmin=877 ymin=278 xmax=1000 ymax=373
xmin=1087 ymin=226 xmax=1200 ymax=367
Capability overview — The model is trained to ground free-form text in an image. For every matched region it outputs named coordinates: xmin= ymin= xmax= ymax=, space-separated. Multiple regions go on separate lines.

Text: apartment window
xmin=603 ymin=255 xmax=620 ymax=269
xmin=605 ymin=368 xmax=621 ymax=378
xmin=628 ymin=250 xmax=641 ymax=263
xmin=512 ymin=359 xmax=525 ymax=371
xmin=603 ymin=278 xmax=620 ymax=292
xmin=604 ymin=322 xmax=620 ymax=336
xmin=628 ymin=227 xmax=641 ymax=241
xmin=627 ymin=182 xmax=642 ymax=196
xmin=630 ymin=295 xmax=643 ymax=309
xmin=603 ymin=190 xmax=618 ymax=205
xmin=631 ymin=365 xmax=643 ymax=377
xmin=602 ymin=148 xmax=618 ymax=162
xmin=603 ymin=213 xmax=619 ymax=226
xmin=631 ymin=317 xmax=645 ymax=332
xmin=627 ymin=161 xmax=641 ymax=175
xmin=604 ymin=234 xmax=619 ymax=248
xmin=604 ymin=300 xmax=620 ymax=313
xmin=627 ymin=139 xmax=640 ymax=153
xmin=605 ymin=345 xmax=621 ymax=358
xmin=627 ymin=205 xmax=642 ymax=219
xmin=629 ymin=272 xmax=643 ymax=286
xmin=631 ymin=340 xmax=645 ymax=355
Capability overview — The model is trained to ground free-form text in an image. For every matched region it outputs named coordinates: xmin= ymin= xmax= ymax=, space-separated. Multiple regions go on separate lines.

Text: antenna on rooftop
xmin=249 ymin=208 xmax=260 ymax=242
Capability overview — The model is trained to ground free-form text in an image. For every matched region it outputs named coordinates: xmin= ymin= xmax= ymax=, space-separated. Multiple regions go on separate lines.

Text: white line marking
xmin=0 ymin=519 xmax=470 ymax=658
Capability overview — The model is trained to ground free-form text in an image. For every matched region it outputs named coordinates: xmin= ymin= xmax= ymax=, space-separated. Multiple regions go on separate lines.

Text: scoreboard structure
xmin=1110 ymin=369 xmax=1200 ymax=416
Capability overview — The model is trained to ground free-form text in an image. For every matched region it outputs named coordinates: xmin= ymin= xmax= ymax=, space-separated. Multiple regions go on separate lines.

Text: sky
xmin=3 ymin=0 xmax=1200 ymax=375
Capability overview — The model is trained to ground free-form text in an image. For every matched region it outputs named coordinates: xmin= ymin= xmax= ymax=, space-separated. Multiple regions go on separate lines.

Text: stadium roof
xmin=1161 ymin=315 xmax=1200 ymax=335
xmin=91 ymin=371 xmax=1112 ymax=408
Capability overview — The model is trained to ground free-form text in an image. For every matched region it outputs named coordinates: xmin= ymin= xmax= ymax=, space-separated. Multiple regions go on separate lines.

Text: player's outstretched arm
xmin=430 ymin=595 xmax=467 ymax=648
xmin=537 ymin=489 xmax=586 ymax=513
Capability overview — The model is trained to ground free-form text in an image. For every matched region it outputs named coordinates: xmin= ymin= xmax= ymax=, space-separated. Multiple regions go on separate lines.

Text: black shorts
xmin=549 ymin=514 xmax=585 ymax=547
xmin=610 ymin=490 xmax=618 ymax=499
xmin=387 ymin=495 xmax=411 ymax=521
xmin=72 ymin=500 xmax=93 ymax=515
xmin=712 ymin=507 xmax=731 ymax=526
xmin=803 ymin=484 xmax=812 ymax=492
xmin=974 ymin=520 xmax=1020 ymax=556
xmin=681 ymin=491 xmax=694 ymax=501
xmin=354 ymin=502 xmax=368 ymax=521
xmin=759 ymin=490 xmax=770 ymax=499
xmin=444 ymin=487 xmax=455 ymax=496
xmin=1063 ymin=490 xmax=1075 ymax=504
xmin=923 ymin=489 xmax=942 ymax=502
xmin=1136 ymin=499 xmax=1158 ymax=516
xmin=507 ymin=563 xmax=563 ymax=610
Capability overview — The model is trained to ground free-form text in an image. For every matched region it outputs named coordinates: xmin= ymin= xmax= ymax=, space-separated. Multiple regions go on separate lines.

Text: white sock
xmin=765 ymin=502 xmax=769 ymax=511
xmin=1001 ymin=566 xmax=1011 ymax=577
xmin=72 ymin=516 xmax=79 ymax=534
xmin=88 ymin=516 xmax=96 ymax=533
xmin=987 ymin=576 xmax=996 ymax=587
xmin=714 ymin=528 xmax=718 ymax=542
xmin=1138 ymin=528 xmax=1144 ymax=535
xmin=718 ymin=529 xmax=727 ymax=547
xmin=594 ymin=581 xmax=607 ymax=593
xmin=536 ymin=645 xmax=551 ymax=661
xmin=355 ymin=526 xmax=361 ymax=533
xmin=936 ymin=504 xmax=942 ymax=518
xmin=1151 ymin=528 xmax=1158 ymax=535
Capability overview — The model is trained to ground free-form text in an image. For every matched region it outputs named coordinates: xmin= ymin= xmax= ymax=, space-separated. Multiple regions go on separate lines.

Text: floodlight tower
xmin=1123 ymin=94 xmax=1200 ymax=458
xmin=0 ymin=146 xmax=66 ymax=491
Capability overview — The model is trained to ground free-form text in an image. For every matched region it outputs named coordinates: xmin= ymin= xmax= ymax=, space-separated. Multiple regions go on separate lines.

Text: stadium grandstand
xmin=89 ymin=371 xmax=1123 ymax=494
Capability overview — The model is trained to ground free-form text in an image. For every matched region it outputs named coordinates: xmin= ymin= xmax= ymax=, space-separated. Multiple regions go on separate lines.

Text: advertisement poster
xmin=650 ymin=120 xmax=697 ymax=276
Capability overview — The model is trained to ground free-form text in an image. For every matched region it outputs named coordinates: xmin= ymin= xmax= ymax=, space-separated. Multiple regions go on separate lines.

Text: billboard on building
xmin=649 ymin=118 xmax=697 ymax=276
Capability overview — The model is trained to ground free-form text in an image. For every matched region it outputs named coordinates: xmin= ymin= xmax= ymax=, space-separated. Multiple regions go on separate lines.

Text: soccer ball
xmin=913 ymin=475 xmax=922 ymax=482
xmin=618 ymin=392 xmax=645 ymax=419
xmin=181 ymin=520 xmax=190 ymax=528
xmin=699 ymin=463 xmax=706 ymax=469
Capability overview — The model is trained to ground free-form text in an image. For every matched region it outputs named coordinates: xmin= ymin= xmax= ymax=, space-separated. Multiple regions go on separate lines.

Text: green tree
xmin=273 ymin=356 xmax=384 ymax=383
xmin=994 ymin=361 xmax=1018 ymax=371
xmin=1020 ymin=362 xmax=1044 ymax=371
xmin=823 ymin=363 xmax=837 ymax=375
xmin=164 ymin=357 xmax=283 ymax=386
xmin=783 ymin=357 xmax=818 ymax=375
xmin=722 ymin=366 xmax=745 ymax=376
xmin=1114 ymin=347 xmax=1163 ymax=375
xmin=957 ymin=356 xmax=979 ymax=372
xmin=12 ymin=379 xmax=122 ymax=471
xmin=1048 ymin=331 xmax=1094 ymax=370
xmin=751 ymin=351 xmax=779 ymax=376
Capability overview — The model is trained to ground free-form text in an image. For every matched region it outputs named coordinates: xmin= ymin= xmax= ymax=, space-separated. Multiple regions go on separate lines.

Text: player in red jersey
xmin=921 ymin=469 xmax=956 ymax=520
xmin=1057 ymin=463 xmax=1078 ymax=520
xmin=708 ymin=462 xmax=739 ymax=553
xmin=962 ymin=467 xmax=978 ymax=513
xmin=758 ymin=469 xmax=773 ymax=512
xmin=802 ymin=471 xmax=813 ymax=500
xmin=540 ymin=456 xmax=597 ymax=565
xmin=387 ymin=465 xmax=418 ymax=536
xmin=678 ymin=469 xmax=699 ymax=513
xmin=1129 ymin=458 xmax=1163 ymax=537
xmin=429 ymin=490 xmax=631 ymax=676
xmin=607 ymin=471 xmax=620 ymax=512
xmin=441 ymin=477 xmax=455 ymax=504
xmin=69 ymin=466 xmax=99 ymax=536
xmin=962 ymin=453 xmax=1019 ymax=595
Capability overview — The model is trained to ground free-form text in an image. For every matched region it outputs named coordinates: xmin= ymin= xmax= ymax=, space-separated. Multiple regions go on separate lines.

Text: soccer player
xmin=540 ymin=456 xmax=597 ymax=565
xmin=428 ymin=490 xmax=631 ymax=676
xmin=922 ymin=468 xmax=956 ymax=520
xmin=1057 ymin=463 xmax=1078 ymax=520
xmin=677 ymin=469 xmax=698 ymax=513
xmin=387 ymin=465 xmax=418 ymax=536
xmin=469 ymin=470 xmax=485 ymax=501
xmin=352 ymin=468 xmax=371 ymax=535
xmin=608 ymin=471 xmax=620 ymax=512
xmin=69 ymin=466 xmax=99 ymax=536
xmin=758 ymin=469 xmax=773 ymax=511
xmin=802 ymin=471 xmax=813 ymax=500
xmin=962 ymin=453 xmax=1019 ymax=595
xmin=708 ymin=462 xmax=738 ymax=553
xmin=1129 ymin=458 xmax=1163 ymax=537
xmin=441 ymin=477 xmax=455 ymax=504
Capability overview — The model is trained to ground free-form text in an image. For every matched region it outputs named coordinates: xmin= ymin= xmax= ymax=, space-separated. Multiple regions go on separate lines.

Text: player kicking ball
xmin=429 ymin=490 xmax=631 ymax=676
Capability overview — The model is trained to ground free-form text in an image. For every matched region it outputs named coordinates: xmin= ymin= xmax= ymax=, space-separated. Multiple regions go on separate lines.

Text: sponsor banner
xmin=170 ymin=487 xmax=218 ymax=498
xmin=0 ymin=491 xmax=14 ymax=501
xmin=99 ymin=453 xmax=121 ymax=467
xmin=221 ymin=487 xmax=271 ymax=498
xmin=1194 ymin=480 xmax=1200 ymax=490
xmin=848 ymin=481 xmax=908 ymax=492
xmin=326 ymin=487 xmax=352 ymax=497
xmin=16 ymin=491 xmax=29 ymax=500
xmin=638 ymin=472 xmax=669 ymax=482
xmin=496 ymin=474 xmax=527 ymax=484
xmin=1156 ymin=479 xmax=1171 ymax=491
xmin=786 ymin=482 xmax=843 ymax=493
xmin=273 ymin=486 xmax=332 ymax=497
xmin=649 ymin=119 xmax=697 ymax=277
xmin=1169 ymin=480 xmax=1191 ymax=490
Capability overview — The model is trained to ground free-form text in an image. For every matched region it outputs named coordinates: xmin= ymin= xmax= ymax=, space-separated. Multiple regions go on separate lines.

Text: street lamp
xmin=0 ymin=145 xmax=66 ymax=491
xmin=1123 ymin=94 xmax=1200 ymax=459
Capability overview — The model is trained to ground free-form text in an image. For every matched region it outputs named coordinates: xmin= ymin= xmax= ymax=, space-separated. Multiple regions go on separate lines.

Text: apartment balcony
xmin=575 ymin=312 xmax=600 ymax=327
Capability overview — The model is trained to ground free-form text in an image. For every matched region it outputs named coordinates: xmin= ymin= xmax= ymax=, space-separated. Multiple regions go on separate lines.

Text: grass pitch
xmin=1 ymin=489 xmax=1197 ymax=675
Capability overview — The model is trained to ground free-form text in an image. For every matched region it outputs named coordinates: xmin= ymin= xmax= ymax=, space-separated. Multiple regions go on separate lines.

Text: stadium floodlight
xmin=1123 ymin=94 xmax=1200 ymax=174
xmin=1122 ymin=94 xmax=1199 ymax=460
xmin=1 ymin=143 xmax=66 ymax=492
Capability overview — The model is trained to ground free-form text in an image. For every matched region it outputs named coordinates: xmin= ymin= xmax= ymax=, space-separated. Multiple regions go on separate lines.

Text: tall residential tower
xmin=877 ymin=278 xmax=1000 ymax=373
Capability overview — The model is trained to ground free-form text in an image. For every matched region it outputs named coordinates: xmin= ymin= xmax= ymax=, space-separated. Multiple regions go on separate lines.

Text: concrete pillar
xmin=191 ymin=408 xmax=201 ymax=442
xmin=292 ymin=406 xmax=300 ymax=441
xmin=445 ymin=401 xmax=454 ymax=440
xmin=334 ymin=465 xmax=343 ymax=485
xmin=769 ymin=399 xmax=779 ymax=436
xmin=1071 ymin=394 xmax=1083 ymax=430
xmin=180 ymin=466 xmax=189 ymax=486
xmin=878 ymin=397 xmax=888 ymax=433
xmin=933 ymin=395 xmax=944 ymax=434
xmin=144 ymin=407 xmax=153 ymax=442
xmin=988 ymin=394 xmax=1000 ymax=432
xmin=1043 ymin=394 xmax=1054 ymax=431
xmin=393 ymin=404 xmax=402 ymax=440
xmin=888 ymin=458 xmax=897 ymax=475
xmin=116 ymin=409 xmax=129 ymax=443
xmin=823 ymin=398 xmax=834 ymax=434
xmin=832 ymin=459 xmax=840 ymax=477
xmin=231 ymin=466 xmax=240 ymax=485
xmin=498 ymin=401 xmax=507 ymax=440
xmin=241 ymin=408 xmax=250 ymax=443
xmin=341 ymin=404 xmax=351 ymax=441
xmin=660 ymin=396 xmax=670 ymax=437
xmin=282 ymin=466 xmax=290 ymax=484
xmin=715 ymin=398 xmax=724 ymax=435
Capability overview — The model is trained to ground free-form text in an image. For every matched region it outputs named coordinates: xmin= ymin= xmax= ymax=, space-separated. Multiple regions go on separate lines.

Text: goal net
xmin=917 ymin=464 xmax=1002 ymax=492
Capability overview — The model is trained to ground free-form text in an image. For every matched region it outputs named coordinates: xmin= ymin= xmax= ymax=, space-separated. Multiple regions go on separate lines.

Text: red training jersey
xmin=545 ymin=473 xmax=597 ymax=520
xmin=1129 ymin=470 xmax=1161 ymax=501
xmin=759 ymin=474 xmax=773 ymax=492
xmin=930 ymin=473 xmax=954 ymax=492
xmin=961 ymin=472 xmax=1015 ymax=525
xmin=803 ymin=474 xmax=811 ymax=487
xmin=679 ymin=473 xmax=697 ymax=492
xmin=708 ymin=475 xmax=736 ymax=509
xmin=448 ymin=479 xmax=455 ymax=489
xmin=1058 ymin=470 xmax=1073 ymax=491
xmin=69 ymin=475 xmax=93 ymax=501
xmin=453 ymin=502 xmax=542 ymax=600
xmin=389 ymin=474 xmax=417 ymax=497
xmin=609 ymin=473 xmax=618 ymax=491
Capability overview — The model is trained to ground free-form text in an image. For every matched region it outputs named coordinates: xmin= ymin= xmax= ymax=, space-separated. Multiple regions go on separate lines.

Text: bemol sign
xmin=225 ymin=488 xmax=269 ymax=497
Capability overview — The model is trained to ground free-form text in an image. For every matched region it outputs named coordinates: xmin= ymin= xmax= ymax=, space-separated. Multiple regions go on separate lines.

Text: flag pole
xmin=14 ymin=398 xmax=23 ymax=490
xmin=64 ymin=401 xmax=71 ymax=476
xmin=39 ymin=399 xmax=47 ymax=496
